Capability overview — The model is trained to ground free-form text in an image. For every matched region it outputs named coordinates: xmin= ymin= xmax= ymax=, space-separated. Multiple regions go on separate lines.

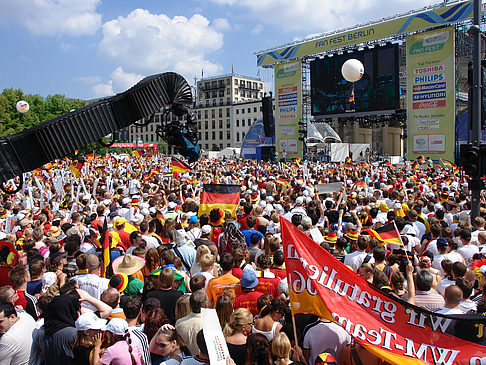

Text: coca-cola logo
xmin=412 ymin=100 xmax=446 ymax=109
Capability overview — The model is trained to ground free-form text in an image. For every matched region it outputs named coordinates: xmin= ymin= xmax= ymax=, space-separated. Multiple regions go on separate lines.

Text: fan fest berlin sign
xmin=281 ymin=218 xmax=486 ymax=365
xmin=406 ymin=27 xmax=455 ymax=162
xmin=256 ymin=1 xmax=473 ymax=66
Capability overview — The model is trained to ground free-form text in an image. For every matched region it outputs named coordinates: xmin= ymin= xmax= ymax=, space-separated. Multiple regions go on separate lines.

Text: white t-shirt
xmin=74 ymin=273 xmax=109 ymax=311
xmin=458 ymin=300 xmax=477 ymax=314
xmin=343 ymin=251 xmax=374 ymax=272
xmin=0 ymin=311 xmax=36 ymax=365
xmin=433 ymin=307 xmax=465 ymax=315
xmin=457 ymin=245 xmax=479 ymax=265
xmin=434 ymin=278 xmax=455 ymax=297
xmin=142 ymin=234 xmax=160 ymax=251
xmin=303 ymin=321 xmax=352 ymax=365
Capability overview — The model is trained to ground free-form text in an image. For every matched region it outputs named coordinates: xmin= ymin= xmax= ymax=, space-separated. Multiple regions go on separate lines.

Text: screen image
xmin=310 ymin=44 xmax=399 ymax=116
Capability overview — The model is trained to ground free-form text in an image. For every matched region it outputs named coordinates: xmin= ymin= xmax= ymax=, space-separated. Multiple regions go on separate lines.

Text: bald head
xmin=444 ymin=285 xmax=463 ymax=308
xmin=101 ymin=288 xmax=120 ymax=309
xmin=254 ymin=205 xmax=263 ymax=215
xmin=478 ymin=231 xmax=486 ymax=245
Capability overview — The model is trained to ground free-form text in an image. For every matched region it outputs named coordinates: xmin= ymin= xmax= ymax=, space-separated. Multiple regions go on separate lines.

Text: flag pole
xmin=393 ymin=220 xmax=410 ymax=264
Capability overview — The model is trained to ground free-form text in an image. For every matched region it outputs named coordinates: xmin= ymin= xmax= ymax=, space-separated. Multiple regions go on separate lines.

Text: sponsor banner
xmin=256 ymin=1 xmax=472 ymax=66
xmin=407 ymin=27 xmax=455 ymax=161
xmin=111 ymin=143 xmax=158 ymax=147
xmin=281 ymin=217 xmax=486 ymax=365
xmin=275 ymin=60 xmax=303 ymax=159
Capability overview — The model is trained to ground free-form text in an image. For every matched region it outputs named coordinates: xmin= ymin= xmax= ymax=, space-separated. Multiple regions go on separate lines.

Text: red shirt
xmin=234 ymin=291 xmax=264 ymax=316
xmin=116 ymin=229 xmax=131 ymax=251
xmin=15 ymin=290 xmax=27 ymax=309
xmin=270 ymin=268 xmax=287 ymax=280
xmin=0 ymin=267 xmax=13 ymax=288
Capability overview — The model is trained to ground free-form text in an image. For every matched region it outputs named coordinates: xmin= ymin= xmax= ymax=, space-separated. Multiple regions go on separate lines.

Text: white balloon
xmin=16 ymin=100 xmax=30 ymax=113
xmin=341 ymin=59 xmax=364 ymax=83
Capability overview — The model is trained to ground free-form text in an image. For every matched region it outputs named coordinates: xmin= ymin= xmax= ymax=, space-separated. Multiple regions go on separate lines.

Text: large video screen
xmin=310 ymin=44 xmax=399 ymax=117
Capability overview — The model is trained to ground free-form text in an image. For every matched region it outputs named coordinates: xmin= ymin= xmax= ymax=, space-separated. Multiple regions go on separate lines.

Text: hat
xmin=167 ymin=201 xmax=177 ymax=210
xmin=295 ymin=196 xmax=304 ymax=205
xmin=314 ymin=352 xmax=338 ymax=365
xmin=112 ymin=254 xmax=146 ymax=276
xmin=240 ymin=270 xmax=259 ymax=289
xmin=379 ymin=202 xmax=388 ymax=212
xmin=48 ymin=226 xmax=61 ymax=237
xmin=188 ymin=216 xmax=198 ymax=224
xmin=75 ymin=312 xmax=107 ymax=331
xmin=131 ymin=197 xmax=140 ymax=206
xmin=345 ymin=229 xmax=359 ymax=241
xmin=250 ymin=192 xmax=259 ymax=202
xmin=19 ymin=218 xmax=33 ymax=227
xmin=201 ymin=225 xmax=212 ymax=235
xmin=124 ymin=277 xmax=144 ymax=296
xmin=50 ymin=251 xmax=67 ymax=264
xmin=324 ymin=232 xmax=337 ymax=244
xmin=114 ymin=217 xmax=126 ymax=228
xmin=103 ymin=318 xmax=128 ymax=336
xmin=173 ymin=229 xmax=192 ymax=247
xmin=122 ymin=197 xmax=131 ymax=205
xmin=41 ymin=272 xmax=57 ymax=293
xmin=109 ymin=273 xmax=129 ymax=292
xmin=437 ymin=237 xmax=449 ymax=248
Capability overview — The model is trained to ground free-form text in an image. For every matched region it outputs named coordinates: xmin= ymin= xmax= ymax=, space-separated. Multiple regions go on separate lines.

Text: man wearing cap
xmin=74 ymin=254 xmax=110 ymax=311
xmin=112 ymin=254 xmax=146 ymax=296
xmin=165 ymin=201 xmax=180 ymax=221
xmin=186 ymin=215 xmax=201 ymax=242
xmin=119 ymin=197 xmax=134 ymax=221
xmin=113 ymin=217 xmax=132 ymax=251
xmin=0 ymin=301 xmax=37 ymax=365
xmin=16 ymin=218 xmax=33 ymax=240
xmin=194 ymin=225 xmax=216 ymax=248
xmin=233 ymin=270 xmax=264 ymax=316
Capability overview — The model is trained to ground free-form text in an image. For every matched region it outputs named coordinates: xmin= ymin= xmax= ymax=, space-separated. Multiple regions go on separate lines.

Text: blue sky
xmin=0 ymin=0 xmax=437 ymax=100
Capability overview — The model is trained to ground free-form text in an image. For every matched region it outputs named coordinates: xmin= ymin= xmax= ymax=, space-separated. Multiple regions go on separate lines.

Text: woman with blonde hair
xmin=174 ymin=294 xmax=191 ymax=321
xmin=224 ymin=308 xmax=253 ymax=365
xmin=272 ymin=333 xmax=306 ymax=365
xmin=190 ymin=245 xmax=211 ymax=277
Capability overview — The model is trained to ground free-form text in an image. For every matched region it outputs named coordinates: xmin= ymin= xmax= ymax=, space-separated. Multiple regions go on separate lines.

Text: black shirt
xmin=145 ymin=289 xmax=183 ymax=325
xmin=227 ymin=343 xmax=247 ymax=365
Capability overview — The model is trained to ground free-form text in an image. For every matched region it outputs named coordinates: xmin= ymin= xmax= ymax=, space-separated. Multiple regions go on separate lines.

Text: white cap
xmin=201 ymin=225 xmax=212 ymax=235
xmin=168 ymin=201 xmax=177 ymax=209
xmin=103 ymin=318 xmax=128 ymax=336
xmin=266 ymin=196 xmax=274 ymax=202
xmin=76 ymin=312 xmax=107 ymax=331
xmin=122 ymin=197 xmax=131 ymax=205
xmin=259 ymin=201 xmax=267 ymax=208
xmin=42 ymin=272 xmax=57 ymax=293
xmin=295 ymin=196 xmax=304 ymax=205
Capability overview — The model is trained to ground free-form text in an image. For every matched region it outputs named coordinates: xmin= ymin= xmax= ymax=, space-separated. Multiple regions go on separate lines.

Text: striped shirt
xmin=129 ymin=326 xmax=151 ymax=365
xmin=414 ymin=290 xmax=445 ymax=311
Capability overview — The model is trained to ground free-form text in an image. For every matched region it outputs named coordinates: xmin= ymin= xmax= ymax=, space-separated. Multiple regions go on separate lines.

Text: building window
xmin=212 ymin=120 xmax=216 ymax=129
xmin=236 ymin=133 xmax=240 ymax=142
xmin=205 ymin=121 xmax=208 ymax=129
xmin=198 ymin=121 xmax=201 ymax=129
xmin=247 ymin=108 xmax=251 ymax=113
xmin=211 ymin=110 xmax=215 ymax=118
xmin=259 ymin=83 xmax=263 ymax=89
xmin=234 ymin=79 xmax=238 ymax=85
xmin=226 ymin=108 xmax=230 ymax=117
xmin=198 ymin=111 xmax=201 ymax=119
xmin=205 ymin=100 xmax=209 ymax=107
xmin=254 ymin=118 xmax=257 ymax=122
xmin=219 ymin=90 xmax=224 ymax=97
xmin=219 ymin=131 xmax=223 ymax=140
xmin=204 ymin=110 xmax=208 ymax=118
xmin=226 ymin=131 xmax=231 ymax=140
xmin=236 ymin=119 xmax=239 ymax=127
xmin=236 ymin=109 xmax=239 ymax=115
xmin=248 ymin=118 xmax=251 ymax=125
xmin=212 ymin=99 xmax=216 ymax=106
xmin=220 ymin=143 xmax=223 ymax=149
xmin=219 ymin=108 xmax=223 ymax=117
xmin=226 ymin=79 xmax=231 ymax=85
xmin=240 ymin=90 xmax=244 ymax=97
xmin=219 ymin=98 xmax=223 ymax=105
xmin=234 ymin=88 xmax=238 ymax=94
xmin=205 ymin=131 xmax=208 ymax=140
xmin=242 ymin=120 xmax=245 ymax=127
xmin=219 ymin=120 xmax=223 ymax=129
xmin=205 ymin=92 xmax=210 ymax=99
xmin=226 ymin=88 xmax=230 ymax=95
xmin=242 ymin=108 xmax=245 ymax=114
xmin=227 ymin=97 xmax=231 ymax=104
xmin=226 ymin=119 xmax=230 ymax=128
xmin=212 ymin=131 xmax=216 ymax=140
xmin=242 ymin=132 xmax=245 ymax=139
xmin=253 ymin=107 xmax=257 ymax=113
xmin=198 ymin=132 xmax=202 ymax=140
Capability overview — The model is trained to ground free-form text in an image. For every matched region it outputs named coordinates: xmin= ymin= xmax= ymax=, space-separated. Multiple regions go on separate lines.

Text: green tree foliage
xmin=0 ymin=88 xmax=85 ymax=138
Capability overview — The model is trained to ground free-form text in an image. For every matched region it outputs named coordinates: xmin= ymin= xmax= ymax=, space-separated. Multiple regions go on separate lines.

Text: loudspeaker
xmin=262 ymin=95 xmax=274 ymax=137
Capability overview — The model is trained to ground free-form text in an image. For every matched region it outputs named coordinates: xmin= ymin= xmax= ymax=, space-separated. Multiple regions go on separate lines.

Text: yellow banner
xmin=256 ymin=1 xmax=472 ymax=66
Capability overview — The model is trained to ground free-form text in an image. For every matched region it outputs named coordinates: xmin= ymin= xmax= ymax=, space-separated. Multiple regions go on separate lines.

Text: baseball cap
xmin=189 ymin=216 xmax=198 ymax=224
xmin=103 ymin=318 xmax=128 ymax=336
xmin=75 ymin=312 xmax=107 ymax=331
xmin=168 ymin=201 xmax=177 ymax=209
xmin=201 ymin=225 xmax=212 ymax=235
xmin=240 ymin=270 xmax=259 ymax=289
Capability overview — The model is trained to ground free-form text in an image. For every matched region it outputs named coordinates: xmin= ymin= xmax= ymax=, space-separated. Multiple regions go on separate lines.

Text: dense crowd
xmin=0 ymin=154 xmax=484 ymax=365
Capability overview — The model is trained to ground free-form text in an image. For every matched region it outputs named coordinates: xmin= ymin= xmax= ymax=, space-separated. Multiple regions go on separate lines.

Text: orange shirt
xmin=131 ymin=270 xmax=144 ymax=284
xmin=206 ymin=273 xmax=241 ymax=304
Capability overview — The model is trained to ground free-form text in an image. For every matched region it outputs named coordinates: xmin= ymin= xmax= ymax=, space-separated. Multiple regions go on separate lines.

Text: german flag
xmin=411 ymin=160 xmax=418 ymax=171
xmin=290 ymin=163 xmax=299 ymax=169
xmin=198 ymin=184 xmax=240 ymax=217
xmin=363 ymin=229 xmax=386 ymax=246
xmin=100 ymin=216 xmax=113 ymax=278
xmin=375 ymin=223 xmax=401 ymax=246
xmin=132 ymin=149 xmax=143 ymax=159
xmin=69 ymin=160 xmax=84 ymax=177
xmin=417 ymin=155 xmax=425 ymax=163
xmin=441 ymin=159 xmax=455 ymax=170
xmin=276 ymin=177 xmax=290 ymax=187
xmin=345 ymin=156 xmax=352 ymax=164
xmin=172 ymin=157 xmax=190 ymax=173
xmin=355 ymin=180 xmax=365 ymax=188
xmin=85 ymin=153 xmax=94 ymax=161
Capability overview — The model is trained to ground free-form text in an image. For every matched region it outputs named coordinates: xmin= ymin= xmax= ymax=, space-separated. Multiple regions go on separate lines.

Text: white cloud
xmin=213 ymin=18 xmax=231 ymax=31
xmin=208 ymin=0 xmax=437 ymax=32
xmin=251 ymin=24 xmax=263 ymax=35
xmin=96 ymin=9 xmax=224 ymax=95
xmin=0 ymin=0 xmax=102 ymax=36
xmin=92 ymin=81 xmax=113 ymax=98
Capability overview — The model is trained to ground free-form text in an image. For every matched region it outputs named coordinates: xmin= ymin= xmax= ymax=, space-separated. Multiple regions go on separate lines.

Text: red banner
xmin=281 ymin=218 xmax=486 ymax=365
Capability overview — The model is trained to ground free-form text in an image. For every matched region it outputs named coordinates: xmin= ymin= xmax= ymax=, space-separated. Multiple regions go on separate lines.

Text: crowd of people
xmin=0 ymin=153 xmax=484 ymax=365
